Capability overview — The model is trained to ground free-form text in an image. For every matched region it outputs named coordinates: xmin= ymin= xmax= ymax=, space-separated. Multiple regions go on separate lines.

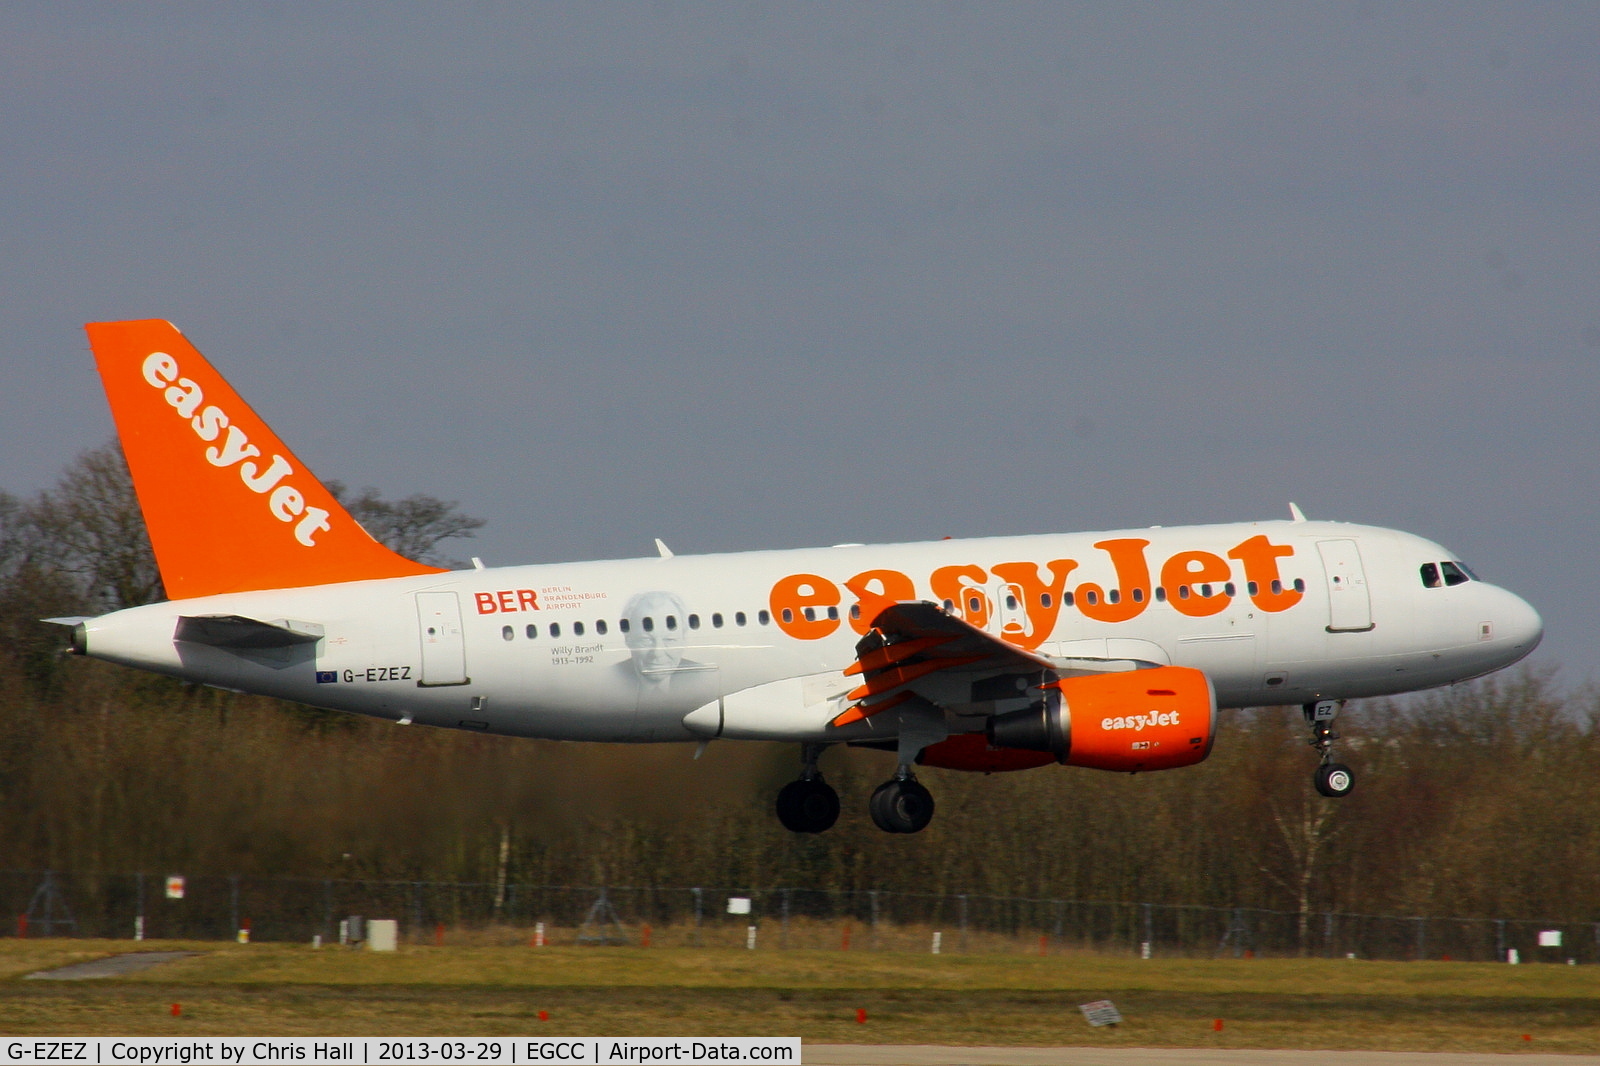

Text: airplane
xmin=55 ymin=319 xmax=1544 ymax=834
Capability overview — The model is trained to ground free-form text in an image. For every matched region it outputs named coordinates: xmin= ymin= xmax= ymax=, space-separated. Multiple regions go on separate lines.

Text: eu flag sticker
xmin=315 ymin=671 xmax=337 ymax=684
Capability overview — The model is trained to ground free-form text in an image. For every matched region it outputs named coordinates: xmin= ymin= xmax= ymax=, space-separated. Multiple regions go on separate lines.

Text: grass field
xmin=2 ymin=939 xmax=1598 ymax=1053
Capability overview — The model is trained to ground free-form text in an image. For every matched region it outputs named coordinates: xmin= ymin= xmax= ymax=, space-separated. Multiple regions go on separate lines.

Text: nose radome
xmin=1496 ymin=587 xmax=1543 ymax=657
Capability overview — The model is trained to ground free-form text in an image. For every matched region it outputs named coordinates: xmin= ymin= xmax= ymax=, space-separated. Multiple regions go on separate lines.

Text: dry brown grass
xmin=1 ymin=939 xmax=1597 ymax=1053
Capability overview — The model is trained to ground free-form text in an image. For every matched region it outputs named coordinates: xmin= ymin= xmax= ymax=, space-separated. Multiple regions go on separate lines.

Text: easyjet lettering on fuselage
xmin=764 ymin=533 xmax=1305 ymax=651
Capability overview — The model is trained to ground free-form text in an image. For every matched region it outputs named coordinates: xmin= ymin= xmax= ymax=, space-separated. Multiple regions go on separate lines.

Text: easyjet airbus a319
xmin=58 ymin=321 xmax=1543 ymax=833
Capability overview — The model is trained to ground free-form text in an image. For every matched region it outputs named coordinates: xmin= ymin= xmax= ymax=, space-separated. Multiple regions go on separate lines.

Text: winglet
xmin=1288 ymin=502 xmax=1307 ymax=523
xmin=85 ymin=319 xmax=446 ymax=600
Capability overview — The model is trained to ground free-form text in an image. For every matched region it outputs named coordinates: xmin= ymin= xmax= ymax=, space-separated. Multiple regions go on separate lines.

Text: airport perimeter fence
xmin=3 ymin=868 xmax=1597 ymax=964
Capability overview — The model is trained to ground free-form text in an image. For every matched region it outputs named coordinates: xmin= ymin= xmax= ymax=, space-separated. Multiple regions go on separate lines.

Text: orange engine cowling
xmin=986 ymin=666 xmax=1216 ymax=773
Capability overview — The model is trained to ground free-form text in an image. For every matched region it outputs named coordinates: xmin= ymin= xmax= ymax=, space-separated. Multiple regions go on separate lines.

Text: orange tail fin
xmin=85 ymin=319 xmax=446 ymax=600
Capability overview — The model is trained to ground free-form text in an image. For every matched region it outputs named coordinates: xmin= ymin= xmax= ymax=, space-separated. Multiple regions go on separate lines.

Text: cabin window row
xmin=496 ymin=577 xmax=1315 ymax=641
xmin=501 ymin=609 xmax=774 ymax=642
xmin=945 ymin=578 xmax=1306 ymax=612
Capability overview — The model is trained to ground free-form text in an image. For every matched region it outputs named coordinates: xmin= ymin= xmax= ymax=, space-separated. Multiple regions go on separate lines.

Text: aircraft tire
xmin=776 ymin=778 xmax=840 ymax=833
xmin=868 ymin=779 xmax=936 ymax=834
xmin=1314 ymin=762 xmax=1355 ymax=798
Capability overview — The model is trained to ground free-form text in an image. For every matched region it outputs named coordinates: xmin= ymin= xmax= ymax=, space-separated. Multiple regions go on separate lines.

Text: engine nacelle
xmin=986 ymin=666 xmax=1216 ymax=772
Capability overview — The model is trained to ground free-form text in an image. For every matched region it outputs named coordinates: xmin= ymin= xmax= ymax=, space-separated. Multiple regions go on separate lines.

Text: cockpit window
xmin=1440 ymin=561 xmax=1470 ymax=587
xmin=1456 ymin=561 xmax=1480 ymax=581
xmin=1420 ymin=563 xmax=1441 ymax=589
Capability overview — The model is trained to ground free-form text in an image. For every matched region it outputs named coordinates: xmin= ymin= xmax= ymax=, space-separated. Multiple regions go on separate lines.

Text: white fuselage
xmin=80 ymin=519 xmax=1542 ymax=743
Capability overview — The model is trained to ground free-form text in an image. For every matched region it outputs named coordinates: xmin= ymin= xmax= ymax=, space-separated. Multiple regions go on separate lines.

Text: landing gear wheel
xmin=1314 ymin=762 xmax=1355 ymax=798
xmin=868 ymin=778 xmax=935 ymax=834
xmin=776 ymin=777 xmax=840 ymax=833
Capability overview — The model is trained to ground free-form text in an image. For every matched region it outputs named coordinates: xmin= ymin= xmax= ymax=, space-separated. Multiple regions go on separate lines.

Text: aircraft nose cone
xmin=1497 ymin=588 xmax=1543 ymax=659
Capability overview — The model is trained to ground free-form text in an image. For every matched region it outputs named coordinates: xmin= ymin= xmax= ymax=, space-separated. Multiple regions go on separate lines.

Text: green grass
xmin=2 ymin=940 xmax=1597 ymax=1053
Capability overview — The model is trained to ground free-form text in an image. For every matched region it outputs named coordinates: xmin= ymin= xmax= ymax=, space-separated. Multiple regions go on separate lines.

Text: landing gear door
xmin=416 ymin=591 xmax=470 ymax=686
xmin=1317 ymin=540 xmax=1373 ymax=633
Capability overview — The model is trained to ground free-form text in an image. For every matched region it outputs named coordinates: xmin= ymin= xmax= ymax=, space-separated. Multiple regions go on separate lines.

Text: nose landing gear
xmin=776 ymin=743 xmax=840 ymax=834
xmin=1313 ymin=762 xmax=1354 ymax=797
xmin=1305 ymin=700 xmax=1354 ymax=798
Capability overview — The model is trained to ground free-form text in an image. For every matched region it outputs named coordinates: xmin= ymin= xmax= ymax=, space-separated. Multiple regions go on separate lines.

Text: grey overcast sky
xmin=2 ymin=3 xmax=1596 ymax=680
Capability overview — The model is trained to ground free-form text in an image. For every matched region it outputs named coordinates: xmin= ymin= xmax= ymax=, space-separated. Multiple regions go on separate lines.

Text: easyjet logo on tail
xmin=141 ymin=351 xmax=331 ymax=547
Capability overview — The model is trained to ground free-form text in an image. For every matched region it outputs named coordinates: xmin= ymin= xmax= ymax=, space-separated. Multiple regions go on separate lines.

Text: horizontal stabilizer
xmin=41 ymin=616 xmax=91 ymax=627
xmin=175 ymin=614 xmax=323 ymax=650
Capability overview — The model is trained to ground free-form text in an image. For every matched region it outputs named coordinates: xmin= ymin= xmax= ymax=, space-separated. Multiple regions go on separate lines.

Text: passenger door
xmin=416 ymin=591 xmax=470 ymax=686
xmin=1317 ymin=540 xmax=1373 ymax=632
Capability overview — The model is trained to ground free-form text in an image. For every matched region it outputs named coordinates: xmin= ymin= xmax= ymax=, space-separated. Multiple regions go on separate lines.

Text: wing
xmin=831 ymin=601 xmax=1057 ymax=728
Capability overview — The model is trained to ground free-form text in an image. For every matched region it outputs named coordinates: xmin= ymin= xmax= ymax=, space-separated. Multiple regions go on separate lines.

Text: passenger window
xmin=526 ymin=624 xmax=537 ymax=639
xmin=711 ymin=613 xmax=723 ymax=628
xmin=1040 ymin=593 xmax=1052 ymax=609
xmin=1084 ymin=590 xmax=1098 ymax=606
xmin=1062 ymin=591 xmax=1074 ymax=606
xmin=942 ymin=599 xmax=954 ymax=611
xmin=1440 ymin=561 xmax=1470 ymax=587
xmin=1005 ymin=594 xmax=1018 ymax=610
xmin=827 ymin=606 xmax=839 ymax=621
xmin=619 ymin=618 xmax=630 ymax=634
xmin=1154 ymin=587 xmax=1167 ymax=603
xmin=665 ymin=615 xmax=677 ymax=630
xmin=1178 ymin=586 xmax=1191 ymax=600
xmin=1293 ymin=578 xmax=1305 ymax=593
xmin=802 ymin=607 xmax=814 ymax=622
xmin=1270 ymin=579 xmax=1282 ymax=595
xmin=849 ymin=604 xmax=860 ymax=620
xmin=1200 ymin=584 xmax=1213 ymax=598
xmin=783 ymin=608 xmax=795 ymax=623
xmin=1421 ymin=563 xmax=1441 ymax=589
xmin=502 ymin=625 xmax=514 ymax=641
xmin=549 ymin=623 xmax=560 ymax=638
xmin=573 ymin=621 xmax=585 ymax=636
xmin=1247 ymin=581 xmax=1258 ymax=596
xmin=758 ymin=610 xmax=770 ymax=625
xmin=1131 ymin=588 xmax=1144 ymax=603
xmin=642 ymin=617 xmax=654 ymax=632
xmin=967 ymin=595 xmax=982 ymax=613
xmin=596 ymin=620 xmax=608 ymax=636
xmin=735 ymin=611 xmax=747 ymax=627
xmin=1224 ymin=583 xmax=1236 ymax=597
xmin=688 ymin=614 xmax=700 ymax=630
xmin=1107 ymin=589 xmax=1120 ymax=605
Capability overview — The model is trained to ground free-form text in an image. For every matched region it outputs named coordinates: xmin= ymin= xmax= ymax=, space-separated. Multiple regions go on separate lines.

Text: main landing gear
xmin=869 ymin=769 xmax=935 ymax=834
xmin=775 ymin=743 xmax=840 ymax=834
xmin=1304 ymin=700 xmax=1355 ymax=798
xmin=775 ymin=744 xmax=938 ymax=834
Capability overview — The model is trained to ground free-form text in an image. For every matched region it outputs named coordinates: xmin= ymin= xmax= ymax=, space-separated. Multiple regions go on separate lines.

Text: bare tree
xmin=327 ymin=481 xmax=486 ymax=567
xmin=23 ymin=443 xmax=163 ymax=611
xmin=1258 ymin=790 xmax=1342 ymax=955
